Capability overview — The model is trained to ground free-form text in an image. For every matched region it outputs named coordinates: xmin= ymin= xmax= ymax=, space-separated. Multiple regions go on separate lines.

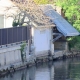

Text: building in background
xmin=0 ymin=0 xmax=18 ymax=28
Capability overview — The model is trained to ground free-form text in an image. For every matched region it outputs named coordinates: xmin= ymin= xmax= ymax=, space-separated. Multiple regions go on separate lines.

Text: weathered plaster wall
xmin=33 ymin=28 xmax=52 ymax=56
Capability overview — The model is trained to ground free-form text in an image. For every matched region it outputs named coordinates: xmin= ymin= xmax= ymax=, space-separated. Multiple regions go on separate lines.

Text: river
xmin=0 ymin=57 xmax=80 ymax=80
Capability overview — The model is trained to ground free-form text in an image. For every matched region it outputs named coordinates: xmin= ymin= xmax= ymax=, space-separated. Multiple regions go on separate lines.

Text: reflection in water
xmin=1 ymin=57 xmax=80 ymax=80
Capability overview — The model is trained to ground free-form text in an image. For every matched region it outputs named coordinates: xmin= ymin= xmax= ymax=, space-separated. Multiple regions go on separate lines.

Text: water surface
xmin=1 ymin=57 xmax=80 ymax=80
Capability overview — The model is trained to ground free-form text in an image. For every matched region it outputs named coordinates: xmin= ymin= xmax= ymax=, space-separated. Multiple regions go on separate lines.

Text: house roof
xmin=41 ymin=5 xmax=80 ymax=37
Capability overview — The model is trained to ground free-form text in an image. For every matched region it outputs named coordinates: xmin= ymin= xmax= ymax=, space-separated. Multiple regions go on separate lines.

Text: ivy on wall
xmin=20 ymin=43 xmax=26 ymax=62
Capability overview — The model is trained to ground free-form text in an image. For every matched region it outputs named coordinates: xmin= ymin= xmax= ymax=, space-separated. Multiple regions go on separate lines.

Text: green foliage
xmin=20 ymin=42 xmax=26 ymax=62
xmin=55 ymin=0 xmax=80 ymax=28
xmin=34 ymin=0 xmax=54 ymax=4
xmin=34 ymin=0 xmax=48 ymax=4
xmin=20 ymin=43 xmax=26 ymax=53
xmin=12 ymin=20 xmax=19 ymax=27
xmin=12 ymin=11 xmax=27 ymax=27
xmin=55 ymin=0 xmax=80 ymax=50
xmin=68 ymin=37 xmax=79 ymax=50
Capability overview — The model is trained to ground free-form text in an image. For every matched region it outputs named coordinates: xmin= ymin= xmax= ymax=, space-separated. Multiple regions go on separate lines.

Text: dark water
xmin=1 ymin=57 xmax=80 ymax=80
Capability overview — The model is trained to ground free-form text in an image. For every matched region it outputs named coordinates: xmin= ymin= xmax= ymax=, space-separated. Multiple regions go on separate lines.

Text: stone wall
xmin=54 ymin=41 xmax=68 ymax=51
xmin=0 ymin=45 xmax=22 ymax=70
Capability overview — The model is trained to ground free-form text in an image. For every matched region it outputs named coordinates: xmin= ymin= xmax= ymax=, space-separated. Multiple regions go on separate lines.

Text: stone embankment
xmin=0 ymin=45 xmax=79 ymax=77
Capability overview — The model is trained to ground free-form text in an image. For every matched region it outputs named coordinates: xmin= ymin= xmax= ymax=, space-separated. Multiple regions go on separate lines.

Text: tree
xmin=34 ymin=0 xmax=54 ymax=4
xmin=11 ymin=0 xmax=55 ymax=27
xmin=55 ymin=0 xmax=80 ymax=50
xmin=55 ymin=0 xmax=80 ymax=30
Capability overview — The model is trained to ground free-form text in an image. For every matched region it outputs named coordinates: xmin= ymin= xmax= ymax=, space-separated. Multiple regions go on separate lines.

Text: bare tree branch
xmin=9 ymin=0 xmax=55 ymax=27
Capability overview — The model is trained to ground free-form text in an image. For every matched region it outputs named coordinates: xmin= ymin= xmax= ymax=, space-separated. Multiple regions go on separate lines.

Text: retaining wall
xmin=0 ymin=45 xmax=22 ymax=70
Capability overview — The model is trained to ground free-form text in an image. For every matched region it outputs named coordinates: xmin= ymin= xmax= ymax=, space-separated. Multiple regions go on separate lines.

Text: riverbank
xmin=1 ymin=56 xmax=80 ymax=80
xmin=0 ymin=50 xmax=79 ymax=78
xmin=0 ymin=41 xmax=80 ymax=77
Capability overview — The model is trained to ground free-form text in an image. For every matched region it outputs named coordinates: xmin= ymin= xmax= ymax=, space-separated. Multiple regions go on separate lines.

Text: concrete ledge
xmin=0 ymin=45 xmax=20 ymax=53
xmin=35 ymin=50 xmax=49 ymax=59
xmin=54 ymin=50 xmax=65 ymax=58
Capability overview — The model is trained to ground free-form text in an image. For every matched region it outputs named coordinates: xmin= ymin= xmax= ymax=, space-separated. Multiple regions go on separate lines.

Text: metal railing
xmin=0 ymin=26 xmax=31 ymax=46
